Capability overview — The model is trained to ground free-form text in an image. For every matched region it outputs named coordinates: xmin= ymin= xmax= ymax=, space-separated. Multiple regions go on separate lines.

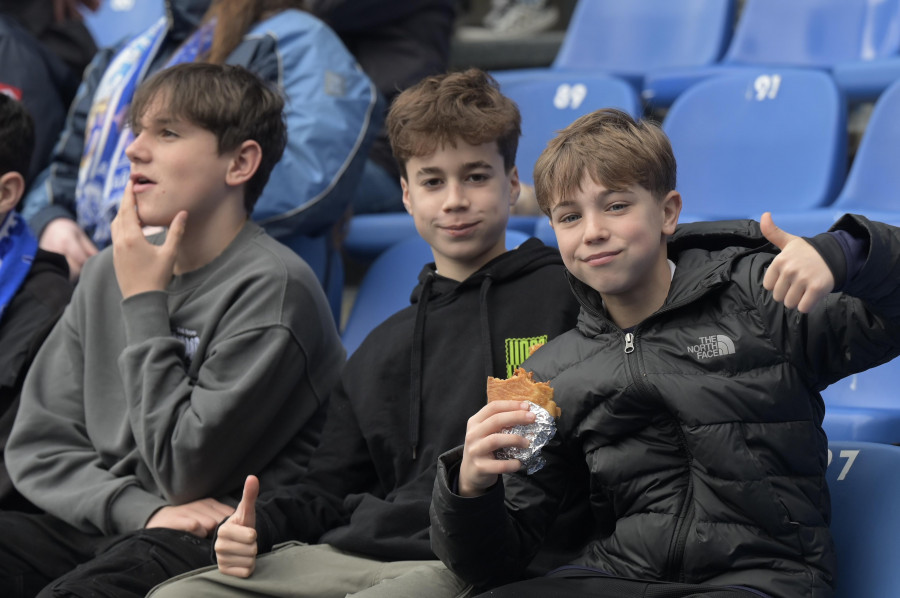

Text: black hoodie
xmin=247 ymin=238 xmax=581 ymax=562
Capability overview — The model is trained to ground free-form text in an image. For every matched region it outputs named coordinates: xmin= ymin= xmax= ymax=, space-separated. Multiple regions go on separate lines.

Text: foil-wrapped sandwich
xmin=487 ymin=368 xmax=559 ymax=474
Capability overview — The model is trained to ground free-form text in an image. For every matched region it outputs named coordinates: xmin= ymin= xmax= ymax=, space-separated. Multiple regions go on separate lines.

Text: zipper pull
xmin=624 ymin=332 xmax=635 ymax=354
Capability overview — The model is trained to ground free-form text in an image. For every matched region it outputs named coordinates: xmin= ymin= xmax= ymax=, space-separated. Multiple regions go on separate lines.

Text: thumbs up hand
xmin=216 ymin=475 xmax=260 ymax=578
xmin=760 ymin=212 xmax=834 ymax=313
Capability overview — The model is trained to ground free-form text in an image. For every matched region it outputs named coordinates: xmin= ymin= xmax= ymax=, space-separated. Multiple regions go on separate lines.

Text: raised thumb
xmin=232 ymin=475 xmax=259 ymax=529
xmin=760 ymin=212 xmax=795 ymax=250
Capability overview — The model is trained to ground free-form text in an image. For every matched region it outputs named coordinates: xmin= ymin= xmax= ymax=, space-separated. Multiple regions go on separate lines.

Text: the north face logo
xmin=687 ymin=334 xmax=735 ymax=359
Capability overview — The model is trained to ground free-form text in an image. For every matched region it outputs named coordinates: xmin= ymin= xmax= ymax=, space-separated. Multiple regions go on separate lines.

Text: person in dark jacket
xmin=430 ymin=108 xmax=900 ymax=598
xmin=0 ymin=0 xmax=97 ymax=184
xmin=0 ymin=93 xmax=73 ymax=513
xmin=147 ymin=68 xmax=587 ymax=598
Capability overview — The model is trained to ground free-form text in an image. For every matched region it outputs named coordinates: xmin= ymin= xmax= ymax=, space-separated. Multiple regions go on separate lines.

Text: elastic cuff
xmin=803 ymin=232 xmax=847 ymax=290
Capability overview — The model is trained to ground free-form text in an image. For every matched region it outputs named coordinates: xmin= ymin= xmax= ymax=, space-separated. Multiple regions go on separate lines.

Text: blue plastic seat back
xmin=553 ymin=0 xmax=735 ymax=76
xmin=82 ymin=0 xmax=167 ymax=49
xmin=822 ymin=358 xmax=900 ymax=443
xmin=725 ymin=0 xmax=900 ymax=68
xmin=663 ymin=69 xmax=846 ymax=218
xmin=833 ymin=78 xmax=900 ymax=212
xmin=499 ymin=73 xmax=641 ymax=185
xmin=826 ymin=441 xmax=900 ymax=597
xmin=341 ymin=229 xmax=532 ymax=356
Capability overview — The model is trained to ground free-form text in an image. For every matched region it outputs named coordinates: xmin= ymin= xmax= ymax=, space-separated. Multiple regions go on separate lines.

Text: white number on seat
xmin=827 ymin=449 xmax=860 ymax=481
xmin=753 ymin=74 xmax=782 ymax=101
xmin=554 ymin=84 xmax=588 ymax=109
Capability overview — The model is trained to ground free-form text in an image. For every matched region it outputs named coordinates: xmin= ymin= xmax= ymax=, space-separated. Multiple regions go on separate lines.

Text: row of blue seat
xmin=532 ymin=0 xmax=900 ymax=105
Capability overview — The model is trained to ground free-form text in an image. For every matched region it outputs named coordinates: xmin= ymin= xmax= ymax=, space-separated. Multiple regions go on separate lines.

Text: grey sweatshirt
xmin=7 ymin=222 xmax=343 ymax=535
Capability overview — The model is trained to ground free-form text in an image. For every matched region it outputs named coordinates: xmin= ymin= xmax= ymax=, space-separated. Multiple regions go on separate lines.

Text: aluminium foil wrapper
xmin=494 ymin=402 xmax=557 ymax=474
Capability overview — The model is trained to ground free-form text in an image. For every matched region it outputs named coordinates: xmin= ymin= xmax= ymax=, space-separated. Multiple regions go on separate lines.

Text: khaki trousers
xmin=147 ymin=542 xmax=472 ymax=598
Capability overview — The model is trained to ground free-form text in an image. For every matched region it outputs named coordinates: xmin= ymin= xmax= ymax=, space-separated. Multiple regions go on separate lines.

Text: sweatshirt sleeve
xmin=7 ymin=292 xmax=170 ymax=535
xmin=249 ymin=374 xmax=379 ymax=554
xmin=8 ymin=282 xmax=323 ymax=535
xmin=116 ymin=291 xmax=316 ymax=510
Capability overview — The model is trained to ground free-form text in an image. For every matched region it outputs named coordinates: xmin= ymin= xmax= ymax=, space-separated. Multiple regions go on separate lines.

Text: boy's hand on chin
xmin=761 ymin=212 xmax=834 ymax=313
xmin=111 ymin=181 xmax=188 ymax=299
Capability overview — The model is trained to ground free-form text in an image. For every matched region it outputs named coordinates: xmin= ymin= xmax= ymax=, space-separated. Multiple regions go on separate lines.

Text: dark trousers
xmin=476 ymin=567 xmax=770 ymax=598
xmin=0 ymin=511 xmax=213 ymax=598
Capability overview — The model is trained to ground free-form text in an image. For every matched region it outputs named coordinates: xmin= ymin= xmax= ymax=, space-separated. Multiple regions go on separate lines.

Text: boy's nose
xmin=442 ymin=181 xmax=469 ymax=211
xmin=125 ymin=133 xmax=147 ymax=163
xmin=583 ymin=212 xmax=609 ymax=243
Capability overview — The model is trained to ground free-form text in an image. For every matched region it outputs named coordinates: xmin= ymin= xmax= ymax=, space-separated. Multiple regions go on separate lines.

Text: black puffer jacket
xmin=431 ymin=216 xmax=900 ymax=598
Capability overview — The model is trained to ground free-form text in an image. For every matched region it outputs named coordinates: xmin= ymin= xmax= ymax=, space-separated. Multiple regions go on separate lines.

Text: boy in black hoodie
xmin=148 ymin=68 xmax=583 ymax=598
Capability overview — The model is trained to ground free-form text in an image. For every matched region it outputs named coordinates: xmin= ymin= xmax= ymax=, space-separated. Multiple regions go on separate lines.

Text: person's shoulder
xmin=241 ymin=226 xmax=321 ymax=286
xmin=18 ymin=249 xmax=73 ymax=311
xmin=248 ymin=8 xmax=331 ymax=38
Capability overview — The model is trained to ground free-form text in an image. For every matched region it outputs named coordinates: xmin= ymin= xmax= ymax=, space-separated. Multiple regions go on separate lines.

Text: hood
xmin=406 ymin=237 xmax=562 ymax=458
xmin=409 ymin=237 xmax=564 ymax=305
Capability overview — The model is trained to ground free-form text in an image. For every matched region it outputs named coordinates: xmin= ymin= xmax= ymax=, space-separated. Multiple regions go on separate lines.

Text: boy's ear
xmin=225 ymin=140 xmax=262 ymax=187
xmin=507 ymin=165 xmax=520 ymax=207
xmin=0 ymin=171 xmax=26 ymax=214
xmin=661 ymin=190 xmax=682 ymax=236
xmin=400 ymin=177 xmax=413 ymax=215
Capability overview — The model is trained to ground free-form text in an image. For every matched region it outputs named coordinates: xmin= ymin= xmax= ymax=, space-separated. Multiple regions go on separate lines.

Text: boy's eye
xmin=421 ymin=178 xmax=443 ymax=188
xmin=608 ymin=202 xmax=627 ymax=212
xmin=558 ymin=213 xmax=581 ymax=224
xmin=161 ymin=129 xmax=178 ymax=138
xmin=467 ymin=173 xmax=489 ymax=183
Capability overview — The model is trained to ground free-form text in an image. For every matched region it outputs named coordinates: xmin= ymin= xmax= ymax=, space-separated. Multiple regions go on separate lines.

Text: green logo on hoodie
xmin=505 ymin=335 xmax=548 ymax=378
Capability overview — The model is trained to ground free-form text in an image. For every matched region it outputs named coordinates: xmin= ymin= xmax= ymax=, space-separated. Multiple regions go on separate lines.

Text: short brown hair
xmin=386 ymin=68 xmax=521 ymax=179
xmin=534 ymin=108 xmax=676 ymax=216
xmin=130 ymin=62 xmax=287 ymax=214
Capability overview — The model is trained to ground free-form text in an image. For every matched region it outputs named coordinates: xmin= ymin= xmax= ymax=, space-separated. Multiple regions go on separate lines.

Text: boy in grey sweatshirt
xmin=0 ymin=62 xmax=344 ymax=598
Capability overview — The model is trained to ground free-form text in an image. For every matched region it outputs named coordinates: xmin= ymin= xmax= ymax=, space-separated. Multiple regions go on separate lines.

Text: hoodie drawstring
xmin=408 ymin=274 xmax=434 ymax=460
xmin=478 ymin=276 xmax=495 ymax=383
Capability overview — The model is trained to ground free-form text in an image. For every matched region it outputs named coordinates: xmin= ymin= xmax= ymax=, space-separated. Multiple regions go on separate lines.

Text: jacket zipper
xmin=667 ymin=424 xmax=695 ymax=582
xmin=622 ymin=330 xmax=695 ymax=582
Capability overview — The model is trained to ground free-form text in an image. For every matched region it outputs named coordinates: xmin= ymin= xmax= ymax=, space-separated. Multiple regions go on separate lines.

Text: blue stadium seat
xmin=826 ymin=441 xmax=900 ymax=597
xmin=644 ymin=0 xmax=900 ymax=106
xmin=822 ymin=360 xmax=900 ymax=444
xmin=662 ymin=70 xmax=846 ymax=223
xmin=497 ymin=72 xmax=641 ymax=186
xmin=767 ymin=77 xmax=900 ymax=237
xmin=551 ymin=0 xmax=735 ymax=89
xmin=81 ymin=0 xmax=166 ymax=48
xmin=833 ymin=56 xmax=900 ymax=102
xmin=533 ymin=217 xmax=555 ymax=247
xmin=341 ymin=229 xmax=530 ymax=356
xmin=280 ymin=233 xmax=343 ymax=327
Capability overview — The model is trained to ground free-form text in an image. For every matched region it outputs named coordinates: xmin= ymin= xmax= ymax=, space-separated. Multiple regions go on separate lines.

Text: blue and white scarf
xmin=0 ymin=211 xmax=38 ymax=322
xmin=76 ymin=17 xmax=215 ymax=248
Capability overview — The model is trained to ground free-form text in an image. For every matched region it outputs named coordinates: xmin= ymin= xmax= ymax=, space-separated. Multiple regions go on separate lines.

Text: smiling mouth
xmin=441 ymin=222 xmax=478 ymax=236
xmin=583 ymin=251 xmax=620 ymax=266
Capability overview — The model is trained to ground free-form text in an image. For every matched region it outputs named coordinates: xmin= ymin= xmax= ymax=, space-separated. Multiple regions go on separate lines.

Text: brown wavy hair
xmin=386 ymin=68 xmax=521 ymax=180
xmin=533 ymin=108 xmax=676 ymax=216
xmin=202 ymin=0 xmax=309 ymax=65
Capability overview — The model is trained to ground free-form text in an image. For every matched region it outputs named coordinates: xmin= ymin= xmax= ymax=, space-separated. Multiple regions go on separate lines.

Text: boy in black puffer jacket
xmin=432 ymin=108 xmax=900 ymax=598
